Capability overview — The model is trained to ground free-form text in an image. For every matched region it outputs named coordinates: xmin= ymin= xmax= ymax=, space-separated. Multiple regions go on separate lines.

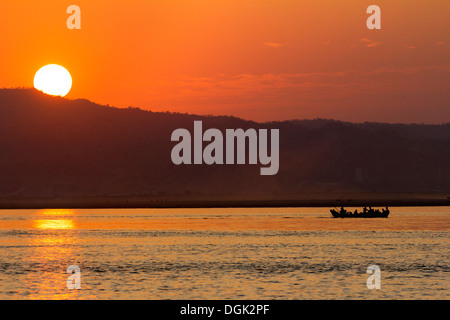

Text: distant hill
xmin=0 ymin=88 xmax=449 ymax=200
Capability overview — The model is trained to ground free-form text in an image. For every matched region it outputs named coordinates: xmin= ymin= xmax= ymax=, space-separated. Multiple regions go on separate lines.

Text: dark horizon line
xmin=0 ymin=196 xmax=449 ymax=210
xmin=2 ymin=86 xmax=450 ymax=126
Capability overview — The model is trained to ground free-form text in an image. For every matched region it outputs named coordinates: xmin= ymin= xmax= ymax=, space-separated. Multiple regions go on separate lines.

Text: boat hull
xmin=330 ymin=209 xmax=389 ymax=218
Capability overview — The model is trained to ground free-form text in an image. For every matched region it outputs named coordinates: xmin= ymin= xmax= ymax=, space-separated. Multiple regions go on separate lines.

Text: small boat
xmin=330 ymin=207 xmax=389 ymax=218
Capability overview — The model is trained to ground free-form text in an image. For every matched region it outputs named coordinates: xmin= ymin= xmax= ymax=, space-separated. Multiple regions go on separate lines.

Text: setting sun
xmin=34 ymin=64 xmax=72 ymax=97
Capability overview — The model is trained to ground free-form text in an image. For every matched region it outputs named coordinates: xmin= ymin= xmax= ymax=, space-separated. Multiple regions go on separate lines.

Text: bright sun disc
xmin=34 ymin=64 xmax=72 ymax=97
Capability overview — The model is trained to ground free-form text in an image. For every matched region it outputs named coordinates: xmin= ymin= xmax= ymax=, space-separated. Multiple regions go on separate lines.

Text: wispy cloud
xmin=264 ymin=42 xmax=287 ymax=48
xmin=403 ymin=43 xmax=416 ymax=50
xmin=359 ymin=38 xmax=382 ymax=48
xmin=139 ymin=65 xmax=450 ymax=123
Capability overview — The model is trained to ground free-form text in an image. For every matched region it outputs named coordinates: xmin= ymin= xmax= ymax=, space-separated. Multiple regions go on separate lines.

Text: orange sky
xmin=1 ymin=0 xmax=449 ymax=123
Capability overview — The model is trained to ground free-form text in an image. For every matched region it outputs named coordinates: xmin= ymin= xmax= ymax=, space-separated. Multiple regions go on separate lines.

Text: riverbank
xmin=0 ymin=192 xmax=448 ymax=209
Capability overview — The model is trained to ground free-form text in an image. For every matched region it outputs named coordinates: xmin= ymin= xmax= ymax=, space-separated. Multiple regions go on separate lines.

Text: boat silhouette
xmin=330 ymin=206 xmax=389 ymax=218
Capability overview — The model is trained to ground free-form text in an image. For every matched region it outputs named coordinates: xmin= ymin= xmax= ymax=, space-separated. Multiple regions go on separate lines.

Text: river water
xmin=0 ymin=207 xmax=448 ymax=299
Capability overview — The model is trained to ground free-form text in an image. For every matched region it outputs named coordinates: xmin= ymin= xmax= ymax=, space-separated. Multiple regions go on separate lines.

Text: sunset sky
xmin=1 ymin=0 xmax=449 ymax=123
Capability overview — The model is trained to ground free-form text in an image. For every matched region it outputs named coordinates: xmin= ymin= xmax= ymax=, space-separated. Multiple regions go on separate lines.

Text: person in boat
xmin=361 ymin=206 xmax=367 ymax=217
xmin=340 ymin=207 xmax=347 ymax=216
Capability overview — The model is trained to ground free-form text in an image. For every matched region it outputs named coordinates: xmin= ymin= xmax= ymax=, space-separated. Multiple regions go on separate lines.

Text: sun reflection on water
xmin=38 ymin=209 xmax=75 ymax=216
xmin=24 ymin=209 xmax=90 ymax=299
xmin=33 ymin=219 xmax=75 ymax=230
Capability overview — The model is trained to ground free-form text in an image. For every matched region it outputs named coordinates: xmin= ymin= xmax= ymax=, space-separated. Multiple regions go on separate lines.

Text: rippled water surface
xmin=0 ymin=207 xmax=449 ymax=299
